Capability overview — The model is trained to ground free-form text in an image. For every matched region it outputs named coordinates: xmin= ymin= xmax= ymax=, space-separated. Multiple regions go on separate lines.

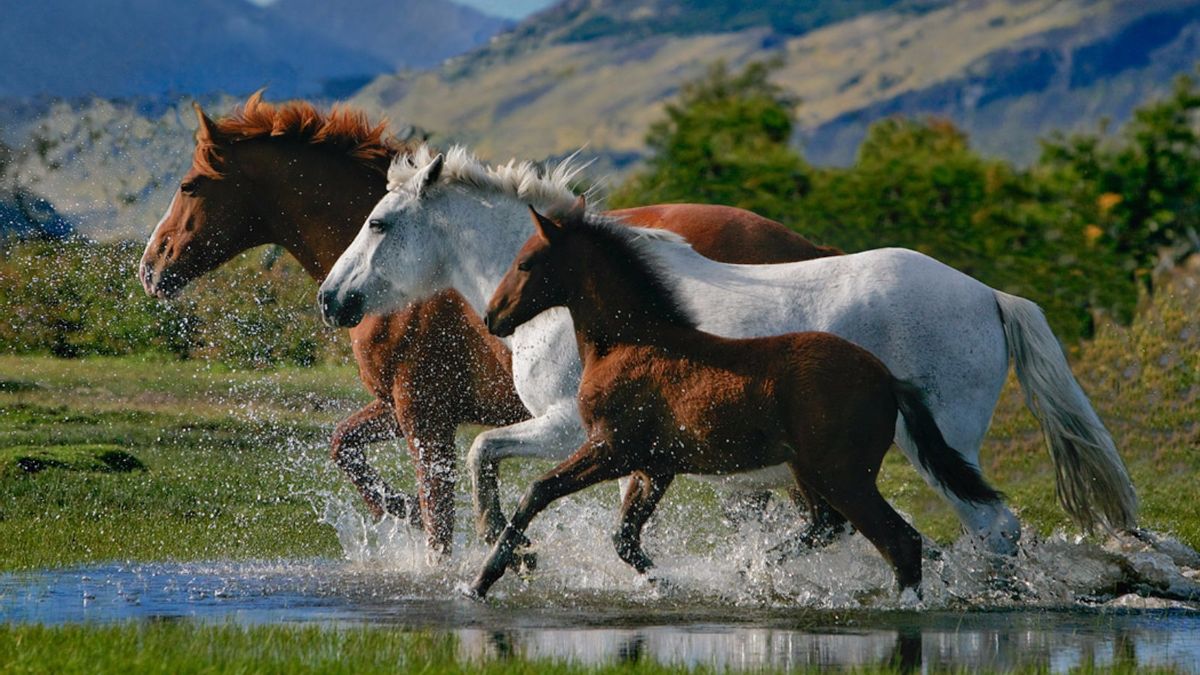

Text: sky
xmin=455 ymin=0 xmax=556 ymax=19
xmin=247 ymin=0 xmax=556 ymax=20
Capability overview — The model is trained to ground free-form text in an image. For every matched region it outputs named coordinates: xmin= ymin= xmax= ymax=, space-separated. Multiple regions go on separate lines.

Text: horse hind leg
xmin=793 ymin=465 xmax=923 ymax=593
xmin=330 ymin=400 xmax=418 ymax=524
xmin=614 ymin=471 xmax=674 ymax=573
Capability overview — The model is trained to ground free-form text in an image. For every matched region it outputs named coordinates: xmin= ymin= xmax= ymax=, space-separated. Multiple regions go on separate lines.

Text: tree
xmin=610 ymin=60 xmax=810 ymax=223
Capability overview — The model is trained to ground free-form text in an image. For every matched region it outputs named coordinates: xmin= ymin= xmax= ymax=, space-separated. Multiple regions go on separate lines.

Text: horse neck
xmin=249 ymin=142 xmax=389 ymax=281
xmin=440 ymin=193 xmax=549 ymax=315
xmin=561 ymin=240 xmax=696 ymax=359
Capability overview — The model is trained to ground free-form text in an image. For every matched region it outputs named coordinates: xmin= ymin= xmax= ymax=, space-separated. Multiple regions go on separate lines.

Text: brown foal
xmin=472 ymin=204 xmax=1002 ymax=598
xmin=138 ymin=93 xmax=841 ymax=556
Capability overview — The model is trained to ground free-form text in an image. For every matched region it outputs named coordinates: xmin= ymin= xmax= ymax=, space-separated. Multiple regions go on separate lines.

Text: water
xmin=5 ymin=496 xmax=1200 ymax=671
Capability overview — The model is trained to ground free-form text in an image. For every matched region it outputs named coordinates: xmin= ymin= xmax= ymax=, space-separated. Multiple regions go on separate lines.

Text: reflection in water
xmin=2 ymin=561 xmax=1200 ymax=672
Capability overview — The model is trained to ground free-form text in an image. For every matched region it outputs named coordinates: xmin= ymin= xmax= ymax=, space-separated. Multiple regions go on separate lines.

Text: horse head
xmin=318 ymin=151 xmax=450 ymax=328
xmin=485 ymin=200 xmax=583 ymax=337
xmin=139 ymin=103 xmax=268 ymax=299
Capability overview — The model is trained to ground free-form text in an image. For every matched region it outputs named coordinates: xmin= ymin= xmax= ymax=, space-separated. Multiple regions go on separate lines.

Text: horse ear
xmin=528 ymin=205 xmax=563 ymax=243
xmin=419 ymin=153 xmax=445 ymax=194
xmin=193 ymin=102 xmax=221 ymax=144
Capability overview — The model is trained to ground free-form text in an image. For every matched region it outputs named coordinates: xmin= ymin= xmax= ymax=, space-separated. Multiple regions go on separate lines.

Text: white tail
xmin=994 ymin=291 xmax=1138 ymax=533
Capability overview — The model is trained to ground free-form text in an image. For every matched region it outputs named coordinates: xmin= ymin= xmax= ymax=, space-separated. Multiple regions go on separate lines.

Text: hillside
xmin=0 ymin=0 xmax=504 ymax=100
xmin=352 ymin=0 xmax=1200 ymax=165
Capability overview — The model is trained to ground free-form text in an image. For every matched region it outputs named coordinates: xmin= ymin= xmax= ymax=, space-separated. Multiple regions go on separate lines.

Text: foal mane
xmin=194 ymin=91 xmax=409 ymax=178
xmin=388 ymin=144 xmax=591 ymax=213
xmin=563 ymin=209 xmax=697 ymax=330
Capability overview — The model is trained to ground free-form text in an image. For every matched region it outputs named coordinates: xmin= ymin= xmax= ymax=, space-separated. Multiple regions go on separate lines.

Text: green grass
xmin=0 ymin=355 xmax=374 ymax=570
xmin=0 ymin=623 xmax=742 ymax=675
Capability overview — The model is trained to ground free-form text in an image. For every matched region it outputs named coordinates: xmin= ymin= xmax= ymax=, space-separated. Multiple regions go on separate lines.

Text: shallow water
xmin=6 ymin=491 xmax=1200 ymax=672
xmin=2 ymin=559 xmax=1200 ymax=671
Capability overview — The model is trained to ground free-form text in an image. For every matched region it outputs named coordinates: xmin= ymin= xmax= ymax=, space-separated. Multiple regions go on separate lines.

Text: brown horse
xmin=138 ymin=93 xmax=842 ymax=557
xmin=471 ymin=204 xmax=1002 ymax=598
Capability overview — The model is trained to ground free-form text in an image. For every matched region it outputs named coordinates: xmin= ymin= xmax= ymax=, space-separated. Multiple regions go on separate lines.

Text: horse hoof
xmin=463 ymin=584 xmax=488 ymax=601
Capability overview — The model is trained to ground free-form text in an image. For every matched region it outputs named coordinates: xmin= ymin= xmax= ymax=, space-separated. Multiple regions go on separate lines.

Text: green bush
xmin=0 ymin=239 xmax=349 ymax=368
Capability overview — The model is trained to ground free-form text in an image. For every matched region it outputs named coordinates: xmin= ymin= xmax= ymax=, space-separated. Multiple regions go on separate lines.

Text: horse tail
xmin=993 ymin=291 xmax=1138 ymax=533
xmin=892 ymin=379 xmax=1002 ymax=505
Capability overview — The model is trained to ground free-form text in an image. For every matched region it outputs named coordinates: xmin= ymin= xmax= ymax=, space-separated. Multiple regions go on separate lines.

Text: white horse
xmin=317 ymin=145 xmax=1137 ymax=555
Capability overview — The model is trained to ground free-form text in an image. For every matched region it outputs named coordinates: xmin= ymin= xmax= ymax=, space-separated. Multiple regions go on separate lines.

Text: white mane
xmin=388 ymin=144 xmax=593 ymax=212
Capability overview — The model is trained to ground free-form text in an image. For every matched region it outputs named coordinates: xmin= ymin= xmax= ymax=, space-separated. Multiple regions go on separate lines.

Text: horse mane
xmin=387 ymin=144 xmax=591 ymax=212
xmin=194 ymin=91 xmax=409 ymax=178
xmin=559 ymin=208 xmax=697 ymax=330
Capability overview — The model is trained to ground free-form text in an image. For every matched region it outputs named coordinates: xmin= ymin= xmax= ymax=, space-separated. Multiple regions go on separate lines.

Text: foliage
xmin=0 ymin=239 xmax=350 ymax=368
xmin=1040 ymin=71 xmax=1200 ymax=288
xmin=611 ymin=60 xmax=811 ymax=223
xmin=615 ymin=62 xmax=1200 ymax=342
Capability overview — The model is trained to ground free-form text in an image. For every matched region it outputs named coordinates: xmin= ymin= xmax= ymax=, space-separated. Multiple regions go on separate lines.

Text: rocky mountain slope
xmin=352 ymin=0 xmax=1200 ymax=165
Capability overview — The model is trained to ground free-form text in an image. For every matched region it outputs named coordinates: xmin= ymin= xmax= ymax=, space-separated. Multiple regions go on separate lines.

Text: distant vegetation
xmin=614 ymin=61 xmax=1200 ymax=342
xmin=0 ymin=240 xmax=345 ymax=368
xmin=3 ymin=61 xmax=1200 ymax=363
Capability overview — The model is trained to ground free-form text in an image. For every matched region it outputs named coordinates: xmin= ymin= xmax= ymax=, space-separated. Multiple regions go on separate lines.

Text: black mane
xmin=564 ymin=210 xmax=697 ymax=330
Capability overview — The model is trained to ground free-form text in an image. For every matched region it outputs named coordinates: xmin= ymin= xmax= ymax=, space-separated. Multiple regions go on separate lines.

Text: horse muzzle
xmin=319 ymin=288 xmax=366 ymax=328
xmin=139 ymin=262 xmax=185 ymax=300
xmin=483 ymin=307 xmax=515 ymax=338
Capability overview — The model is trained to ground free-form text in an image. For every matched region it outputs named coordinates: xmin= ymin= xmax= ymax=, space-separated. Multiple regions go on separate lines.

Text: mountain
xmin=269 ymin=0 xmax=508 ymax=71
xmin=0 ymin=0 xmax=505 ymax=100
xmin=352 ymin=0 xmax=1200 ymax=166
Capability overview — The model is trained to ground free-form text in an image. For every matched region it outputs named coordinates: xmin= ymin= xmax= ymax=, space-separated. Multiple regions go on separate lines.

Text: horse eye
xmin=180 ymin=180 xmax=199 ymax=195
xmin=517 ymin=261 xmax=532 ymax=272
xmin=368 ymin=219 xmax=389 ymax=233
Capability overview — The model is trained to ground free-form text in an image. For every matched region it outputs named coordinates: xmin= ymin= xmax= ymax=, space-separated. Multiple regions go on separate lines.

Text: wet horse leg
xmin=614 ymin=471 xmax=674 ymax=573
xmin=466 ymin=405 xmax=584 ymax=543
xmin=397 ymin=417 xmax=458 ymax=562
xmin=789 ymin=484 xmax=851 ymax=547
xmin=798 ymin=465 xmax=923 ymax=592
xmin=469 ymin=439 xmax=631 ymax=598
xmin=330 ymin=399 xmax=417 ymax=523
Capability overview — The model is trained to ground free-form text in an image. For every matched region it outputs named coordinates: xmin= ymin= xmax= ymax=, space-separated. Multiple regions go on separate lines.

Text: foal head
xmin=140 ymin=92 xmax=397 ymax=298
xmin=485 ymin=203 xmax=694 ymax=341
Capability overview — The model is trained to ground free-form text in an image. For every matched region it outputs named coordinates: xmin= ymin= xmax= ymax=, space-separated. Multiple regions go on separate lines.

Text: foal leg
xmin=330 ymin=400 xmax=417 ymax=523
xmin=790 ymin=484 xmax=851 ymax=548
xmin=614 ymin=472 xmax=674 ymax=573
xmin=469 ymin=440 xmax=630 ymax=598
xmin=466 ymin=405 xmax=584 ymax=543
xmin=802 ymin=468 xmax=923 ymax=593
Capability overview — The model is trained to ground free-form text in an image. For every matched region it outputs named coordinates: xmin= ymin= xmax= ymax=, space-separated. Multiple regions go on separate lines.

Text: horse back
xmin=606 ymin=204 xmax=841 ymax=264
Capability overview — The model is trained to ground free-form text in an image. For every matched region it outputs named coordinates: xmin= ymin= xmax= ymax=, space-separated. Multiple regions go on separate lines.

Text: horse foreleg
xmin=466 ymin=406 xmax=584 ymax=543
xmin=330 ymin=400 xmax=414 ymax=522
xmin=400 ymin=422 xmax=457 ymax=564
xmin=614 ymin=471 xmax=674 ymax=573
xmin=469 ymin=439 xmax=630 ymax=598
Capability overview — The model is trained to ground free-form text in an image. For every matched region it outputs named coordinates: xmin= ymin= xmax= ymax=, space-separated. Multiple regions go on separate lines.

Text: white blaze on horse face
xmin=142 ymin=192 xmax=178 ymax=263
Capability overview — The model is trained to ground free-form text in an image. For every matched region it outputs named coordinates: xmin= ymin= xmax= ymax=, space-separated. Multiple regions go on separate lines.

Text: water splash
xmin=314 ymin=485 xmax=1200 ymax=611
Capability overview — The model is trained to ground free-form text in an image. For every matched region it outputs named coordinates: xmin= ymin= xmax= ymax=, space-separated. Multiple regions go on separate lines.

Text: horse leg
xmin=894 ymin=414 xmax=1020 ymax=555
xmin=330 ymin=400 xmax=416 ymax=522
xmin=466 ymin=405 xmax=584 ymax=543
xmin=613 ymin=471 xmax=674 ymax=573
xmin=469 ymin=439 xmax=630 ymax=598
xmin=397 ymin=418 xmax=457 ymax=564
xmin=789 ymin=482 xmax=851 ymax=548
xmin=800 ymin=466 xmax=923 ymax=593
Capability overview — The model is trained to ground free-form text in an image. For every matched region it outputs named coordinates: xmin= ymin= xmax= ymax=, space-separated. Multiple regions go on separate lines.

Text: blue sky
xmin=455 ymin=0 xmax=556 ymax=19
